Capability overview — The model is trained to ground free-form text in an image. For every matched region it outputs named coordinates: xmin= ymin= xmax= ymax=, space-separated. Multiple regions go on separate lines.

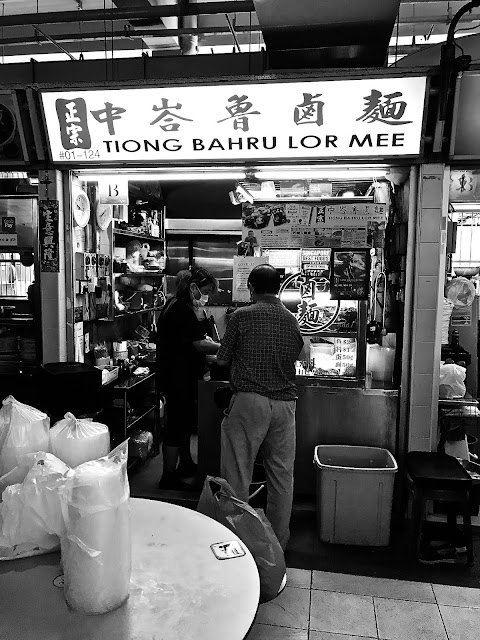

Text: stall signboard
xmin=449 ymin=170 xmax=480 ymax=202
xmin=40 ymin=76 xmax=426 ymax=162
xmin=330 ymin=249 xmax=370 ymax=300
xmin=452 ymin=72 xmax=480 ymax=159
xmin=39 ymin=199 xmax=60 ymax=272
xmin=242 ymin=201 xmax=386 ymax=249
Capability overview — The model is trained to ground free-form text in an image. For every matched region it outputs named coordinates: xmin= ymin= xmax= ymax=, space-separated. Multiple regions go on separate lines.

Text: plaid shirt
xmin=217 ymin=297 xmax=304 ymax=401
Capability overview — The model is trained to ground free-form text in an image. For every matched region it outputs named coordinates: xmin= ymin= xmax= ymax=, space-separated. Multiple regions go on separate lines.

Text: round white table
xmin=0 ymin=498 xmax=260 ymax=640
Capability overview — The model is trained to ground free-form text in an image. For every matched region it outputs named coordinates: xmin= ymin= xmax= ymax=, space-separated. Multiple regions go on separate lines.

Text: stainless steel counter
xmin=198 ymin=379 xmax=399 ymax=497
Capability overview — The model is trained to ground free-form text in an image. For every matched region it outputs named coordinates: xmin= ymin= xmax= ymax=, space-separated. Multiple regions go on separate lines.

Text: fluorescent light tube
xmin=79 ymin=172 xmax=245 ymax=182
xmin=255 ymin=169 xmax=387 ymax=180
xmin=450 ymin=202 xmax=480 ymax=211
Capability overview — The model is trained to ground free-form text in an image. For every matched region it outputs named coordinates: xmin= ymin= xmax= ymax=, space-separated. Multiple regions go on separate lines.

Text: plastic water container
xmin=367 ymin=344 xmax=395 ymax=383
xmin=314 ymin=445 xmax=398 ymax=546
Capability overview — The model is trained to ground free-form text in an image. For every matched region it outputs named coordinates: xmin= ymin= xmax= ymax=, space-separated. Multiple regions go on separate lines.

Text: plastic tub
xmin=367 ymin=345 xmax=395 ymax=382
xmin=314 ymin=445 xmax=398 ymax=546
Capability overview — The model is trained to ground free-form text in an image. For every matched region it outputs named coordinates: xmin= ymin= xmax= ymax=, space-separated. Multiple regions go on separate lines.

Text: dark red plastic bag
xmin=197 ymin=476 xmax=286 ymax=603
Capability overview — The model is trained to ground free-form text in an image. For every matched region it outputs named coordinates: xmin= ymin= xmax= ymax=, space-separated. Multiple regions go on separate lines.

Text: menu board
xmin=241 ymin=201 xmax=386 ymax=249
xmin=330 ymin=249 xmax=370 ymax=300
xmin=334 ymin=337 xmax=357 ymax=376
xmin=39 ymin=199 xmax=60 ymax=272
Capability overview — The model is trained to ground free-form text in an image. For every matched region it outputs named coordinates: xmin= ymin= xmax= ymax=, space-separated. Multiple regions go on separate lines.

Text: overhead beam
xmin=0 ymin=1 xmax=255 ymax=28
xmin=0 ymin=25 xmax=259 ymax=47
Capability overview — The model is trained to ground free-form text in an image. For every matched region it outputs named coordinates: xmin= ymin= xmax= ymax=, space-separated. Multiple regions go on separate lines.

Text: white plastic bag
xmin=50 ymin=412 xmax=110 ymax=468
xmin=439 ymin=362 xmax=466 ymax=398
xmin=0 ymin=396 xmax=50 ymax=477
xmin=0 ymin=452 xmax=71 ymax=561
xmin=60 ymin=440 xmax=131 ymax=615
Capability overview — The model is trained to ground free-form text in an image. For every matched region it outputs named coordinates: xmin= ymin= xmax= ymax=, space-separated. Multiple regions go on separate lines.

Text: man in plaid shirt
xmin=217 ymin=264 xmax=304 ymax=550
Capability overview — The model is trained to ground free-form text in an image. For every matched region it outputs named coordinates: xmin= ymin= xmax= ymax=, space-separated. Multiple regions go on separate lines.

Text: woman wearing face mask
xmin=156 ymin=267 xmax=221 ymax=490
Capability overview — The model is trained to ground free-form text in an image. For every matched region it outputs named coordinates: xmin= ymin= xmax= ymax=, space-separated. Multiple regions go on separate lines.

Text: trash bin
xmin=314 ymin=445 xmax=398 ymax=546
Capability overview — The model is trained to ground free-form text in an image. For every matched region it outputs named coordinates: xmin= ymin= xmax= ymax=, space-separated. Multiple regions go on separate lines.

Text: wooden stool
xmin=405 ymin=451 xmax=474 ymax=566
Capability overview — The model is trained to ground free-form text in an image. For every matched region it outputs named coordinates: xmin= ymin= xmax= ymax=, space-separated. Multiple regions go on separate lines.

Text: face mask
xmin=192 ymin=284 xmax=209 ymax=306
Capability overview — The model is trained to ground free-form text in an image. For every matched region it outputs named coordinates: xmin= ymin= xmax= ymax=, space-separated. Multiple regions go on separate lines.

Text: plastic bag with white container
xmin=0 ymin=451 xmax=70 ymax=560
xmin=0 ymin=396 xmax=50 ymax=477
xmin=50 ymin=412 xmax=110 ymax=468
xmin=59 ymin=440 xmax=131 ymax=614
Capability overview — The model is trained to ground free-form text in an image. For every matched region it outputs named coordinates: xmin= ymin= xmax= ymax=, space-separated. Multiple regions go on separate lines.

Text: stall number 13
xmin=100 ymin=178 xmax=128 ymax=205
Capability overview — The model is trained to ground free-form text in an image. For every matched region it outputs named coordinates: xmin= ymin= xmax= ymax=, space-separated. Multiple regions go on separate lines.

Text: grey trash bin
xmin=314 ymin=445 xmax=398 ymax=546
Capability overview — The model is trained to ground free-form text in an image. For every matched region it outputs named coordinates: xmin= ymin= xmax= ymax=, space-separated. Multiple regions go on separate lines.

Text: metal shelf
xmin=0 ymin=317 xmax=34 ymax=325
xmin=315 ymin=331 xmax=357 ymax=338
xmin=113 ymin=371 xmax=155 ymax=390
xmin=114 ymin=271 xmax=165 ymax=277
xmin=113 ymin=228 xmax=165 ymax=242
xmin=113 ymin=305 xmax=160 ymax=318
xmin=126 ymin=405 xmax=155 ymax=430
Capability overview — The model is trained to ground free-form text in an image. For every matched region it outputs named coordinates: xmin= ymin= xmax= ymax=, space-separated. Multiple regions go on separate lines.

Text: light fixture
xmin=337 ymin=188 xmax=363 ymax=198
xmin=0 ymin=171 xmax=27 ymax=179
xmin=253 ymin=168 xmax=387 ymax=180
xmin=450 ymin=202 xmax=480 ymax=211
xmin=78 ymin=171 xmax=246 ymax=182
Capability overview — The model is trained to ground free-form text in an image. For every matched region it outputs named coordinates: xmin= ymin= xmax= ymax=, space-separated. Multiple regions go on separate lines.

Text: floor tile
xmin=309 ymin=633 xmax=376 ymax=640
xmin=287 ymin=568 xmax=311 ymax=589
xmin=433 ymin=583 xmax=480 ymax=608
xmin=439 ymin=605 xmax=480 ymax=640
xmin=312 ymin=570 xmax=435 ymax=602
xmin=374 ymin=597 xmax=447 ymax=640
xmin=246 ymin=623 xmax=308 ymax=640
xmin=309 ymin=590 xmax=376 ymax=637
xmin=256 ymin=587 xmax=310 ymax=630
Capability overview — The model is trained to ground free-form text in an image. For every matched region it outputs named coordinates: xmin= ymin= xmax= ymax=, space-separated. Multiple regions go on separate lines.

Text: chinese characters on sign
xmin=41 ymin=77 xmax=427 ymax=161
xmin=39 ymin=199 xmax=60 ymax=272
xmin=356 ymin=90 xmax=412 ymax=125
xmin=242 ymin=201 xmax=387 ymax=250
xmin=218 ymin=94 xmax=260 ymax=132
xmin=279 ymin=271 xmax=341 ymax=334
xmin=294 ymin=93 xmax=324 ymax=126
xmin=55 ymin=98 xmax=91 ymax=149
xmin=150 ymin=99 xmax=193 ymax=131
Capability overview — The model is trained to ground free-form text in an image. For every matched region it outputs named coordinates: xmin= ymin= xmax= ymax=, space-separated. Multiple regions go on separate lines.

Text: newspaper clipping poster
xmin=233 ymin=256 xmax=268 ymax=302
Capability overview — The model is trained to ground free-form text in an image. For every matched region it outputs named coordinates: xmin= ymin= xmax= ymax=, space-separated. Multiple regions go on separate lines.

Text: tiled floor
xmin=246 ymin=568 xmax=480 ymax=640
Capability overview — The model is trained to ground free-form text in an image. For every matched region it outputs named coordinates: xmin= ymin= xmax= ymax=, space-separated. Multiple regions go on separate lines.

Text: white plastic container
xmin=50 ymin=413 xmax=110 ymax=468
xmin=314 ymin=445 xmax=397 ymax=546
xmin=0 ymin=396 xmax=50 ymax=476
xmin=366 ymin=344 xmax=395 ymax=383
xmin=60 ymin=441 xmax=130 ymax=614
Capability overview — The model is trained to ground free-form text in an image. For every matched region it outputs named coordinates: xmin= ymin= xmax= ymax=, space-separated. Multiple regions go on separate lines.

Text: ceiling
xmin=0 ymin=0 xmax=478 ymax=68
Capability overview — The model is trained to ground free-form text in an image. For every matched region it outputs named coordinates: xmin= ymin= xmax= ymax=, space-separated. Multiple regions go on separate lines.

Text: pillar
xmin=39 ymin=169 xmax=67 ymax=363
xmin=407 ymin=163 xmax=449 ymax=451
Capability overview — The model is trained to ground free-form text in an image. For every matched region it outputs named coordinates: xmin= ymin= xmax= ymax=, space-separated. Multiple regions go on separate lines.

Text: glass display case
xmin=266 ymin=247 xmax=367 ymax=386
